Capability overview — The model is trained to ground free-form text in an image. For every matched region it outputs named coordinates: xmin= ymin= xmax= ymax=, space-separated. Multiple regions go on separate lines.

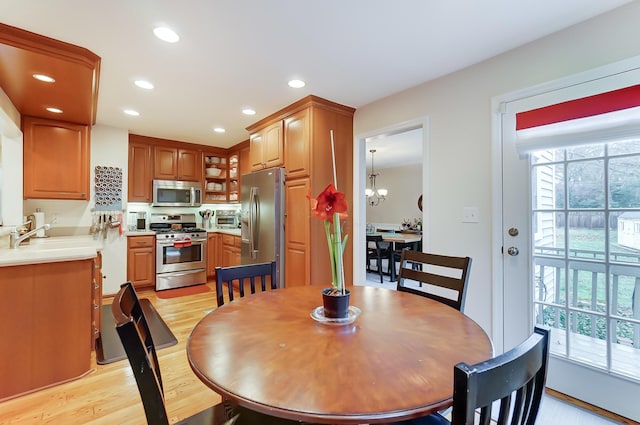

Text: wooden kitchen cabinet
xmin=154 ymin=145 xmax=202 ymax=181
xmin=247 ymin=95 xmax=354 ymax=288
xmin=221 ymin=234 xmax=241 ymax=267
xmin=0 ymin=259 xmax=94 ymax=401
xmin=22 ymin=116 xmax=90 ymax=200
xmin=128 ymin=139 xmax=153 ymax=202
xmin=207 ymin=232 xmax=221 ymax=277
xmin=92 ymin=252 xmax=103 ymax=345
xmin=127 ymin=235 xmax=155 ymax=290
xmin=248 ymin=120 xmax=283 ymax=171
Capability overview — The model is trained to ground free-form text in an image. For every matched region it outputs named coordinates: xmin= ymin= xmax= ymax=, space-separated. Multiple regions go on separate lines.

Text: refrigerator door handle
xmin=249 ymin=187 xmax=259 ymax=259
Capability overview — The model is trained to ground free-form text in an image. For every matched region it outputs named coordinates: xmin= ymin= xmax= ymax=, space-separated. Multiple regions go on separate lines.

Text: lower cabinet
xmin=92 ymin=252 xmax=103 ymax=345
xmin=127 ymin=235 xmax=156 ymax=290
xmin=0 ymin=259 xmax=94 ymax=400
xmin=221 ymin=234 xmax=241 ymax=267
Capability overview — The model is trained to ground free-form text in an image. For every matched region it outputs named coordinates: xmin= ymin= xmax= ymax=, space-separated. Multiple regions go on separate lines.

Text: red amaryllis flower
xmin=307 ymin=182 xmax=349 ymax=291
xmin=308 ymin=183 xmax=348 ymax=223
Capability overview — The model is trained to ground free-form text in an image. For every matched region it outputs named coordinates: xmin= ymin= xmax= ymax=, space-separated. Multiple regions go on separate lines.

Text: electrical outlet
xmin=50 ymin=212 xmax=58 ymax=224
xmin=463 ymin=207 xmax=479 ymax=223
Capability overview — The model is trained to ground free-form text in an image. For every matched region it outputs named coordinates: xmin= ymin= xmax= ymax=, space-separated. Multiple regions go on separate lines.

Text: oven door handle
xmin=249 ymin=187 xmax=259 ymax=259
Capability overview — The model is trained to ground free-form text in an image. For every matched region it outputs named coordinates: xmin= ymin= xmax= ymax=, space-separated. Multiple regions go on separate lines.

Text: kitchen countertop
xmin=0 ymin=235 xmax=103 ymax=267
xmin=125 ymin=229 xmax=241 ymax=236
xmin=211 ymin=228 xmax=241 ymax=236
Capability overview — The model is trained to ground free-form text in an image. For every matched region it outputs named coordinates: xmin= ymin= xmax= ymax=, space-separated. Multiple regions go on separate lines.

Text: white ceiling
xmin=0 ymin=0 xmax=631 ymax=153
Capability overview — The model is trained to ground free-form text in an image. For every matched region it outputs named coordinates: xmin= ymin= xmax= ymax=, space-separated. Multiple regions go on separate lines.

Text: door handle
xmin=507 ymin=246 xmax=519 ymax=256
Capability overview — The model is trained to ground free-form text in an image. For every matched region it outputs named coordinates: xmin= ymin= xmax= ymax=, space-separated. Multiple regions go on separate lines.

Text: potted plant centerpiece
xmin=307 ymin=183 xmax=349 ymax=318
xmin=307 ymin=131 xmax=350 ymax=319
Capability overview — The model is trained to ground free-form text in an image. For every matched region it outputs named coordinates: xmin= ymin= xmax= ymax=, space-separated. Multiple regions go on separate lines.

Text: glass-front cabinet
xmin=204 ymin=154 xmax=228 ymax=203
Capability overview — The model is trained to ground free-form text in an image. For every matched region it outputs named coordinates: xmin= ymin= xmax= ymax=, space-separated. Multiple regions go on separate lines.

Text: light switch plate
xmin=463 ymin=207 xmax=479 ymax=223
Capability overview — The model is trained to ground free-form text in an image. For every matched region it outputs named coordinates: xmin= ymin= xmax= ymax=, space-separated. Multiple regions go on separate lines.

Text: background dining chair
xmin=396 ymin=250 xmax=472 ymax=311
xmin=215 ymin=261 xmax=277 ymax=307
xmin=112 ymin=281 xmax=298 ymax=425
xmin=366 ymin=234 xmax=391 ymax=283
xmin=387 ymin=326 xmax=550 ymax=425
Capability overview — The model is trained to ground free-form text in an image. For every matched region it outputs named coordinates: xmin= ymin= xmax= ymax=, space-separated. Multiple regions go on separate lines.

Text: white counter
xmin=211 ymin=228 xmax=241 ymax=236
xmin=0 ymin=235 xmax=103 ymax=267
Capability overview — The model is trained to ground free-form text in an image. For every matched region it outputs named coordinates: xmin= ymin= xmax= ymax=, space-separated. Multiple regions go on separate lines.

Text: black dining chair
xmin=215 ymin=261 xmax=277 ymax=307
xmin=366 ymin=234 xmax=391 ymax=283
xmin=396 ymin=250 xmax=471 ymax=311
xmin=112 ymin=281 xmax=298 ymax=425
xmin=388 ymin=326 xmax=550 ymax=425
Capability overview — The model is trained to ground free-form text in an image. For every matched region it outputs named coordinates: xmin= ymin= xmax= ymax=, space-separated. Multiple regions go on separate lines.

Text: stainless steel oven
xmin=150 ymin=213 xmax=208 ymax=291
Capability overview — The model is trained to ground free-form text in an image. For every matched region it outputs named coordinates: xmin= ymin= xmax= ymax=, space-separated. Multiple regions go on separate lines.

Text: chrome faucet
xmin=9 ymin=223 xmax=51 ymax=249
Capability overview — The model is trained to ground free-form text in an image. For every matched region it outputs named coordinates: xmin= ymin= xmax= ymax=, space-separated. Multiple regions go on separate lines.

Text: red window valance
xmin=516 ymin=84 xmax=640 ymax=130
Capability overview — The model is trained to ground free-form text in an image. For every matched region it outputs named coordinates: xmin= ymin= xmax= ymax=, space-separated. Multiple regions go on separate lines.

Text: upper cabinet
xmin=246 ymin=95 xmax=355 ymax=288
xmin=248 ymin=120 xmax=283 ymax=171
xmin=128 ymin=138 xmax=153 ymax=203
xmin=23 ymin=116 xmax=90 ymax=200
xmin=153 ymin=145 xmax=202 ymax=181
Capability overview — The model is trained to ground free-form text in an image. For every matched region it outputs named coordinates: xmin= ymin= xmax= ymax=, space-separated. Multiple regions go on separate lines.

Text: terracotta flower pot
xmin=322 ymin=288 xmax=351 ymax=319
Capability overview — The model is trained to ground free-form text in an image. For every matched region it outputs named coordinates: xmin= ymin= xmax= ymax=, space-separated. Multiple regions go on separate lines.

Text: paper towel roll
xmin=34 ymin=211 xmax=46 ymax=237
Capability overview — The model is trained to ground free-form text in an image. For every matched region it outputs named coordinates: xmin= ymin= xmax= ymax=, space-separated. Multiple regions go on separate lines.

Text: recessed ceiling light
xmin=288 ymin=79 xmax=306 ymax=88
xmin=124 ymin=109 xmax=140 ymax=116
xmin=46 ymin=107 xmax=63 ymax=113
xmin=213 ymin=127 xmax=226 ymax=133
xmin=153 ymin=26 xmax=180 ymax=43
xmin=33 ymin=74 xmax=55 ymax=83
xmin=242 ymin=108 xmax=256 ymax=116
xmin=134 ymin=80 xmax=154 ymax=90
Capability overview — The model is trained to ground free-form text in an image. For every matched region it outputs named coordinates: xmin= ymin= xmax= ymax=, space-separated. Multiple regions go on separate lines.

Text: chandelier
xmin=365 ymin=149 xmax=388 ymax=206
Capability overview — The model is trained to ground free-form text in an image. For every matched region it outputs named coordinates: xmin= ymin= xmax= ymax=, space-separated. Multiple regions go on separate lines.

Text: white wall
xmin=0 ymin=87 xmax=22 ymax=230
xmin=366 ymin=163 xmax=421 ymax=228
xmin=353 ymin=2 xmax=640 ymax=334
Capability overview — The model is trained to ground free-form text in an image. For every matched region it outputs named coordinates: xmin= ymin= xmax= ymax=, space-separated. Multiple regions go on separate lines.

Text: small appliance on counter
xmin=215 ymin=209 xmax=238 ymax=229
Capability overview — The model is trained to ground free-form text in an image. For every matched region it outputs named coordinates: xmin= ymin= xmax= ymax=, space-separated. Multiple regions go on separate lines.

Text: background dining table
xmin=187 ymin=285 xmax=492 ymax=424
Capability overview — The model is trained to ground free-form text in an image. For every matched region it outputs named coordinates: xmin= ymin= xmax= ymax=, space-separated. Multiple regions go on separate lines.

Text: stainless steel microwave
xmin=152 ymin=180 xmax=202 ymax=207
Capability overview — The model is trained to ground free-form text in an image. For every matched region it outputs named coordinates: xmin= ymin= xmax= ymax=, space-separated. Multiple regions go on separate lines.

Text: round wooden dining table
xmin=187 ymin=285 xmax=492 ymax=424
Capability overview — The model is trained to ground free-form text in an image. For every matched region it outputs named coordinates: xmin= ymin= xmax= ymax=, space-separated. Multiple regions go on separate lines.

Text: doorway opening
xmin=353 ymin=118 xmax=428 ymax=288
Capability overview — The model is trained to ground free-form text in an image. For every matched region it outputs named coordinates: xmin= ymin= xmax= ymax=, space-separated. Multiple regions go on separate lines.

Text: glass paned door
xmin=531 ymin=140 xmax=640 ymax=382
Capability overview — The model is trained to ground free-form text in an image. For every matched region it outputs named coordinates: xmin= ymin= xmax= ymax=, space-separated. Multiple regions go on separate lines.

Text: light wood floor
xmin=0 ymin=280 xmax=636 ymax=424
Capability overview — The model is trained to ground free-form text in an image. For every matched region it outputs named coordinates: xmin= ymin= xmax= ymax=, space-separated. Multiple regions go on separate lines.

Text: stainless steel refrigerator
xmin=240 ymin=167 xmax=285 ymax=288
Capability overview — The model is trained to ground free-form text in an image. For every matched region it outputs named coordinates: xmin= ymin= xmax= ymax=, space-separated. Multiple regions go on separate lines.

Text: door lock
xmin=508 ymin=227 xmax=519 ymax=237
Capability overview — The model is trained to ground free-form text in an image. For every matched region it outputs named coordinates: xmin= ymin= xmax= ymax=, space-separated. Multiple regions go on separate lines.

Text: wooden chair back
xmin=215 ymin=261 xmax=277 ymax=307
xmin=112 ymin=281 xmax=300 ymax=425
xmin=112 ymin=282 xmax=170 ymax=425
xmin=366 ymin=234 xmax=390 ymax=283
xmin=451 ymin=326 xmax=550 ymax=425
xmin=396 ymin=250 xmax=472 ymax=311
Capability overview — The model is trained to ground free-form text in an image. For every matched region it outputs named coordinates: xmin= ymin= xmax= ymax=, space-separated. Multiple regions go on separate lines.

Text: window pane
xmin=608 ymin=139 xmax=640 ymax=156
xmin=568 ymin=262 xmax=605 ymax=313
xmin=611 ymin=211 xmax=640 ymax=264
xmin=568 ymin=311 xmax=607 ymax=368
xmin=609 ymin=267 xmax=640 ymax=319
xmin=567 ymin=160 xmax=604 ymax=208
xmin=567 ymin=144 xmax=604 ymax=160
xmin=609 ymin=155 xmax=640 ymax=208
xmin=611 ymin=320 xmax=640 ymax=380
xmin=567 ymin=213 xmax=605 ymax=259
xmin=532 ymin=163 xmax=564 ymax=209
xmin=532 ymin=149 xmax=564 ymax=164
xmin=536 ymin=306 xmax=567 ymax=356
xmin=534 ymin=258 xmax=565 ymax=304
